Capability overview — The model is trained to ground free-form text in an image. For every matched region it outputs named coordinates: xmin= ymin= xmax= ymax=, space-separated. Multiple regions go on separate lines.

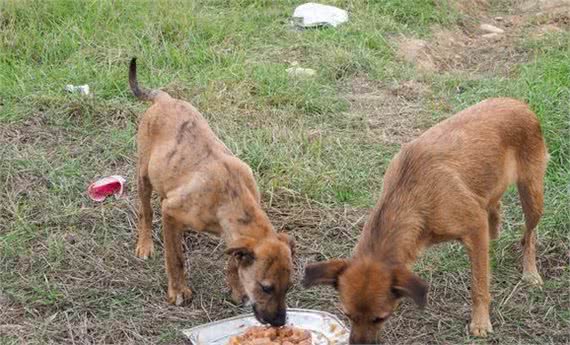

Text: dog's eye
xmin=259 ymin=283 xmax=273 ymax=294
xmin=372 ymin=317 xmax=385 ymax=324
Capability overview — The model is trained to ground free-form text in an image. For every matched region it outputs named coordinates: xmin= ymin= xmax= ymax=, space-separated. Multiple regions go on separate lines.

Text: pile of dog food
xmin=227 ymin=326 xmax=311 ymax=345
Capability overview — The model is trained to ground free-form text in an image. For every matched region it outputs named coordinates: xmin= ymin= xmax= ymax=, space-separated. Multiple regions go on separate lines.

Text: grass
xmin=1 ymin=0 xmax=569 ymax=344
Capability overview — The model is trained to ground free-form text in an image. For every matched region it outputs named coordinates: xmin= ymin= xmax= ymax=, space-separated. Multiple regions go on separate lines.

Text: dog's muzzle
xmin=253 ymin=304 xmax=286 ymax=327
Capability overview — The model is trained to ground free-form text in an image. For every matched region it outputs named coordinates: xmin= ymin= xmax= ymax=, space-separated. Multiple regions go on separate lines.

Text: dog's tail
xmin=129 ymin=57 xmax=160 ymax=102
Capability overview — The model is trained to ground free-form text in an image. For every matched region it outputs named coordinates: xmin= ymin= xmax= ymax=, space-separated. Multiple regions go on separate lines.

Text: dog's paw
xmin=469 ymin=317 xmax=493 ymax=337
xmin=135 ymin=240 xmax=154 ymax=260
xmin=522 ymin=271 xmax=544 ymax=286
xmin=168 ymin=286 xmax=193 ymax=306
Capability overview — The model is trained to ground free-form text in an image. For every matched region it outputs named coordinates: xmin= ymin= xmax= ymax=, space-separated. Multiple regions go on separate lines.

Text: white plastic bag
xmin=292 ymin=3 xmax=348 ymax=28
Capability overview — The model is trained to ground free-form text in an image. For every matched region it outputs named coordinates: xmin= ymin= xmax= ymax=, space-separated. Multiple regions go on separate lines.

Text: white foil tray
xmin=182 ymin=308 xmax=349 ymax=345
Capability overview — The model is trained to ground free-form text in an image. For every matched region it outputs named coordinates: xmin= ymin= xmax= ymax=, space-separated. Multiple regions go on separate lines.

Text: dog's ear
xmin=277 ymin=232 xmax=296 ymax=257
xmin=392 ymin=267 xmax=428 ymax=308
xmin=225 ymin=237 xmax=257 ymax=266
xmin=302 ymin=259 xmax=349 ymax=289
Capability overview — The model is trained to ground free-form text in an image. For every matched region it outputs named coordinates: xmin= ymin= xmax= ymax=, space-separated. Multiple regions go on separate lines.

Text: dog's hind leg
xmin=517 ymin=175 xmax=545 ymax=286
xmin=162 ymin=206 xmax=192 ymax=305
xmin=135 ymin=119 xmax=155 ymax=260
xmin=135 ymin=172 xmax=155 ymax=259
xmin=515 ymin=123 xmax=548 ymax=286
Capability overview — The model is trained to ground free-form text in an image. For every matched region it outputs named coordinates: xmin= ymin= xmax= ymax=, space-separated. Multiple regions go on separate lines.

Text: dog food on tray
xmin=227 ymin=326 xmax=312 ymax=345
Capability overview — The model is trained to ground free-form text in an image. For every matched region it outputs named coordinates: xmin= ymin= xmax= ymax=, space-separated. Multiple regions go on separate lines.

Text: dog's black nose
xmin=268 ymin=309 xmax=286 ymax=327
xmin=252 ymin=304 xmax=286 ymax=326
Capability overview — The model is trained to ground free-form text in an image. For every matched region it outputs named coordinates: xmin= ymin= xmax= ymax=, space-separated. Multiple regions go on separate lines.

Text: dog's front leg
xmin=162 ymin=207 xmax=192 ymax=306
xmin=226 ymin=256 xmax=247 ymax=304
xmin=464 ymin=224 xmax=493 ymax=337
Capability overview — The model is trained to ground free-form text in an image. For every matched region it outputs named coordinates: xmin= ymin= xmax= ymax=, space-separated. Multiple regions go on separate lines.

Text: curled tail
xmin=129 ymin=58 xmax=158 ymax=102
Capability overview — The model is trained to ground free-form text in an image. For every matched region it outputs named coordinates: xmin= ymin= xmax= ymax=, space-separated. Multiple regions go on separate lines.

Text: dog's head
xmin=303 ymin=258 xmax=427 ymax=344
xmin=226 ymin=233 xmax=295 ymax=326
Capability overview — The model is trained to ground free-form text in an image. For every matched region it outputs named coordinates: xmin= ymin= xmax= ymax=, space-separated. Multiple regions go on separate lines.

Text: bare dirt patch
xmin=342 ymin=76 xmax=431 ymax=145
xmin=453 ymin=0 xmax=491 ymax=17
xmin=397 ymin=38 xmax=437 ymax=73
xmin=530 ymin=8 xmax=570 ymax=37
xmin=395 ymin=26 xmax=528 ymax=76
xmin=518 ymin=0 xmax=570 ymax=12
xmin=395 ymin=0 xmax=569 ymax=76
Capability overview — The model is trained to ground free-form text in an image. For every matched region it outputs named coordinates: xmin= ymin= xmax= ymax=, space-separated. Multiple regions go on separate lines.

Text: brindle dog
xmin=129 ymin=58 xmax=294 ymax=326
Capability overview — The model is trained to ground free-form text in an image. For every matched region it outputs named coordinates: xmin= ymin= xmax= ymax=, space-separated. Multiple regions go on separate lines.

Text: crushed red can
xmin=87 ymin=175 xmax=126 ymax=202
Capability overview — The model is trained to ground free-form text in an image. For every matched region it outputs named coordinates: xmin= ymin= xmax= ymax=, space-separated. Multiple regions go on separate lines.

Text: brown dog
xmin=129 ymin=58 xmax=294 ymax=326
xmin=303 ymin=98 xmax=547 ymax=344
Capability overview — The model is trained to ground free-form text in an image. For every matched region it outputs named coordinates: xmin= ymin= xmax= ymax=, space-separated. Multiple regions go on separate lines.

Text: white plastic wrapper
xmin=287 ymin=67 xmax=316 ymax=77
xmin=64 ymin=84 xmax=90 ymax=95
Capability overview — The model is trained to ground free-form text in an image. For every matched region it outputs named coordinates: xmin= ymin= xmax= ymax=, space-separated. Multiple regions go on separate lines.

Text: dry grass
xmin=1 ymin=189 xmax=567 ymax=344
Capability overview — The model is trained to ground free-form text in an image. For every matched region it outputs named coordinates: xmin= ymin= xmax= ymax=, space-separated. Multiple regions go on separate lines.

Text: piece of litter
xmin=64 ymin=84 xmax=90 ymax=95
xmin=287 ymin=66 xmax=316 ymax=78
xmin=292 ymin=3 xmax=348 ymax=28
xmin=88 ymin=175 xmax=126 ymax=202
xmin=480 ymin=24 xmax=504 ymax=34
